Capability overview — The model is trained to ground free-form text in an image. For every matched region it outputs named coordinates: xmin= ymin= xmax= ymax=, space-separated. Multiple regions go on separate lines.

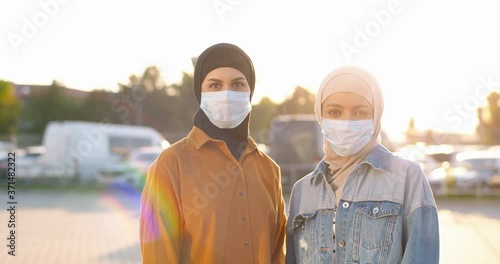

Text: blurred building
xmin=14 ymin=83 xmax=89 ymax=100
xmin=405 ymin=118 xmax=480 ymax=146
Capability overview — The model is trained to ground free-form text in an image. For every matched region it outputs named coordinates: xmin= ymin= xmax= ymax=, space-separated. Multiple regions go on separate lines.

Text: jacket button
xmin=357 ymin=168 xmax=363 ymax=174
xmin=342 ymin=202 xmax=349 ymax=209
xmin=373 ymin=207 xmax=379 ymax=214
xmin=339 ymin=240 xmax=345 ymax=247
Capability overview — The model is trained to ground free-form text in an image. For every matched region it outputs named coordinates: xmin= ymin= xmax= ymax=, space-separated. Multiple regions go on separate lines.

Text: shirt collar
xmin=188 ymin=126 xmax=212 ymax=149
xmin=359 ymin=144 xmax=392 ymax=171
xmin=187 ymin=126 xmax=262 ymax=157
xmin=310 ymin=144 xmax=392 ymax=184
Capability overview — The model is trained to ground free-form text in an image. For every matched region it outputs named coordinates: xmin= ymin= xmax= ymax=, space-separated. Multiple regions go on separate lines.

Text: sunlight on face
xmin=322 ymin=92 xmax=374 ymax=120
xmin=201 ymin=67 xmax=250 ymax=93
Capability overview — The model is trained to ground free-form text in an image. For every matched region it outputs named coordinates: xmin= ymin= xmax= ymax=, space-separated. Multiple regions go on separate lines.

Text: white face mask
xmin=200 ymin=91 xmax=252 ymax=129
xmin=321 ymin=119 xmax=374 ymax=156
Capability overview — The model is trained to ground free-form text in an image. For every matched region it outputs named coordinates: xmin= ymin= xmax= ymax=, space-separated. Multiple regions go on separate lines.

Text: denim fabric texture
xmin=286 ymin=144 xmax=440 ymax=264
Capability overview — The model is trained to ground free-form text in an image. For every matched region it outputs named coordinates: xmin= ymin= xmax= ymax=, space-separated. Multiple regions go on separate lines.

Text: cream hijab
xmin=314 ymin=66 xmax=384 ymax=205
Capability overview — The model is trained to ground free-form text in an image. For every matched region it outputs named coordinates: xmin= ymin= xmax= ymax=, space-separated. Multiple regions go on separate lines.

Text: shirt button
xmin=373 ymin=207 xmax=379 ymax=214
xmin=339 ymin=240 xmax=345 ymax=248
xmin=239 ymin=192 xmax=244 ymax=197
xmin=244 ymin=242 xmax=250 ymax=246
xmin=357 ymin=168 xmax=363 ymax=175
xmin=241 ymin=216 xmax=247 ymax=222
xmin=342 ymin=202 xmax=349 ymax=209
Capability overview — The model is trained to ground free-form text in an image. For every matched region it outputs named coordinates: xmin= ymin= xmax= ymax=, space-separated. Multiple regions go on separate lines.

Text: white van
xmin=41 ymin=121 xmax=169 ymax=183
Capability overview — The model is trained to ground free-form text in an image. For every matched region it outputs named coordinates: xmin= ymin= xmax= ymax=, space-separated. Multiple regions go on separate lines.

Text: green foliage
xmin=15 ymin=67 xmax=319 ymax=143
xmin=250 ymin=97 xmax=278 ymax=143
xmin=79 ymin=90 xmax=123 ymax=124
xmin=117 ymin=67 xmax=198 ymax=136
xmin=20 ymin=81 xmax=82 ymax=134
xmin=0 ymin=80 xmax=20 ymax=135
xmin=477 ymin=92 xmax=500 ymax=145
xmin=164 ymin=72 xmax=199 ymax=133
xmin=277 ymin=86 xmax=315 ymax=115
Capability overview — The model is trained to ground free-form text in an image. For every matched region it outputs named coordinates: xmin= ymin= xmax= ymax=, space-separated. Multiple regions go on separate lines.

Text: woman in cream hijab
xmin=286 ymin=66 xmax=439 ymax=264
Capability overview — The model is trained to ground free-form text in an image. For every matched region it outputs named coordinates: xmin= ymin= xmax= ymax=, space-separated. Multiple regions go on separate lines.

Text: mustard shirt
xmin=140 ymin=127 xmax=286 ymax=263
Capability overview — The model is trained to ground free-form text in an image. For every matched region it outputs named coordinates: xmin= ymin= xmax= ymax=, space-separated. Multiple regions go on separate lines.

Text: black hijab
xmin=193 ymin=43 xmax=255 ymax=160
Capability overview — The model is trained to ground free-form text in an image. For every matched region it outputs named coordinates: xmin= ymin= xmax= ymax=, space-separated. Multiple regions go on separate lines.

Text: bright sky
xmin=2 ymin=0 xmax=500 ymax=142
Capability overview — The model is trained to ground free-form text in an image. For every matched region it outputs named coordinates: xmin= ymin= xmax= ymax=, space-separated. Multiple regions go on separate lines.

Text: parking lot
xmin=0 ymin=187 xmax=499 ymax=263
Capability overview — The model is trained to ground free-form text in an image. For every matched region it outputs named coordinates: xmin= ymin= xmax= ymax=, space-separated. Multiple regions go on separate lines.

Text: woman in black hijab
xmin=192 ymin=43 xmax=255 ymax=160
xmin=140 ymin=43 xmax=287 ymax=263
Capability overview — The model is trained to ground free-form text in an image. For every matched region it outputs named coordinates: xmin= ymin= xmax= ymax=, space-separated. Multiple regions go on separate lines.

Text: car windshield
xmin=461 ymin=158 xmax=498 ymax=171
xmin=271 ymin=120 xmax=321 ymax=164
xmin=136 ymin=153 xmax=159 ymax=162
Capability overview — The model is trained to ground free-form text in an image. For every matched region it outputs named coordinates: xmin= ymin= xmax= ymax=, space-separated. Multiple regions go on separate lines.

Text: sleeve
xmin=272 ymin=166 xmax=287 ymax=264
xmin=401 ymin=162 xmax=440 ymax=264
xmin=140 ymin=152 xmax=183 ymax=263
xmin=401 ymin=205 xmax=440 ymax=264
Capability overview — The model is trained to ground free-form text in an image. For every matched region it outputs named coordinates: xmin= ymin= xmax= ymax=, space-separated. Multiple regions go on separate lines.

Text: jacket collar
xmin=310 ymin=144 xmax=392 ymax=184
xmin=187 ymin=126 xmax=262 ymax=157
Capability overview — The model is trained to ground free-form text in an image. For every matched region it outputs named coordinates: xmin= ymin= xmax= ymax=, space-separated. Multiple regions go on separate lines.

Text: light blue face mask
xmin=321 ymin=119 xmax=374 ymax=156
xmin=200 ymin=90 xmax=252 ymax=129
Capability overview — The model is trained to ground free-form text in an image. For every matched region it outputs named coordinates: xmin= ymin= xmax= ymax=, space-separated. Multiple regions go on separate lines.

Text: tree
xmin=477 ymin=92 xmax=500 ymax=145
xmin=277 ymin=86 xmax=315 ymax=115
xmin=250 ymin=97 xmax=278 ymax=143
xmin=168 ymin=72 xmax=199 ymax=133
xmin=118 ymin=67 xmax=198 ymax=140
xmin=0 ymin=80 xmax=20 ymax=135
xmin=20 ymin=81 xmax=82 ymax=134
xmin=117 ymin=66 xmax=167 ymax=126
xmin=79 ymin=90 xmax=123 ymax=124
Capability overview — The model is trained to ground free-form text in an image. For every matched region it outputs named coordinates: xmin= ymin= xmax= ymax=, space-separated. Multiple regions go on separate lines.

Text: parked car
xmin=394 ymin=145 xmax=443 ymax=177
xmin=268 ymin=114 xmax=323 ymax=192
xmin=16 ymin=146 xmax=45 ymax=179
xmin=97 ymin=146 xmax=164 ymax=187
xmin=429 ymin=149 xmax=500 ymax=193
xmin=0 ymin=141 xmax=15 ymax=181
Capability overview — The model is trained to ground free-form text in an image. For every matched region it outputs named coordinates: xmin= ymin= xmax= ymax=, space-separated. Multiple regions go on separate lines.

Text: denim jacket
xmin=286 ymin=144 xmax=439 ymax=264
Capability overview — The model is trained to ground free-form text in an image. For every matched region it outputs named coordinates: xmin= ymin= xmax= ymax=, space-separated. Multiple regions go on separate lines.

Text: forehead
xmin=321 ymin=73 xmax=374 ymax=106
xmin=203 ymin=67 xmax=246 ymax=81
xmin=322 ymin=92 xmax=373 ymax=108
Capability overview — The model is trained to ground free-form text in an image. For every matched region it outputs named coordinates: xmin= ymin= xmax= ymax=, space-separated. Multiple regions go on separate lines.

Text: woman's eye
xmin=356 ymin=111 xmax=367 ymax=117
xmin=328 ymin=110 xmax=341 ymax=116
xmin=233 ymin=82 xmax=244 ymax=88
xmin=209 ymin=83 xmax=221 ymax=89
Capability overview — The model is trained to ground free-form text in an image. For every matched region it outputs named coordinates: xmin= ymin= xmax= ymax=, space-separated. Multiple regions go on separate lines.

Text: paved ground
xmin=0 ymin=187 xmax=499 ymax=263
xmin=0 ymin=185 xmax=142 ymax=264
xmin=435 ymin=197 xmax=500 ymax=263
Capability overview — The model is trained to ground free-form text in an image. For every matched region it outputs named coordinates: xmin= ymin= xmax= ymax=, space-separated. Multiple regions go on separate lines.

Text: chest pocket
xmin=292 ymin=209 xmax=334 ymax=263
xmin=292 ymin=211 xmax=318 ymax=263
xmin=352 ymin=201 xmax=401 ymax=250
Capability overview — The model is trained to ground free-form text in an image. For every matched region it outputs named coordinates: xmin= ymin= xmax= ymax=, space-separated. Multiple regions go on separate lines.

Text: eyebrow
xmin=206 ymin=77 xmax=247 ymax=82
xmin=231 ymin=77 xmax=247 ymax=82
xmin=323 ymin=103 xmax=344 ymax=108
xmin=323 ymin=104 xmax=371 ymax=109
